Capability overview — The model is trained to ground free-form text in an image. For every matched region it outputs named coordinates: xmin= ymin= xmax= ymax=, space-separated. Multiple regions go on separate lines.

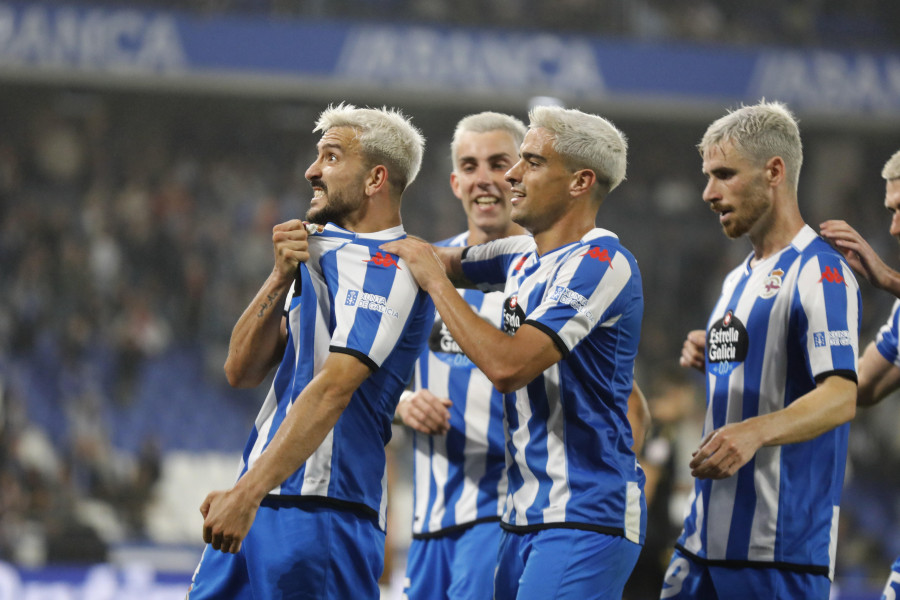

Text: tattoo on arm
xmin=257 ymin=293 xmax=279 ymax=318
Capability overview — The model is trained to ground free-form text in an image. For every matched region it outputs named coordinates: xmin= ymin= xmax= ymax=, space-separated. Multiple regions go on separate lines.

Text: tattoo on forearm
xmin=257 ymin=293 xmax=279 ymax=318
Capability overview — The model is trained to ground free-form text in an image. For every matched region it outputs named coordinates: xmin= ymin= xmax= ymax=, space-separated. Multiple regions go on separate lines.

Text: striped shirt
xmin=237 ymin=223 xmax=433 ymax=530
xmin=676 ymin=225 xmax=860 ymax=579
xmin=410 ymin=232 xmax=510 ymax=538
xmin=461 ymin=229 xmax=646 ymax=544
xmin=875 ymin=299 xmax=900 ymax=365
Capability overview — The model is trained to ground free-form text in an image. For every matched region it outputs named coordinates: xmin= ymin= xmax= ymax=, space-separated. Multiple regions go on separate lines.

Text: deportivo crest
xmin=760 ymin=268 xmax=784 ymax=299
xmin=303 ymin=221 xmax=326 ymax=234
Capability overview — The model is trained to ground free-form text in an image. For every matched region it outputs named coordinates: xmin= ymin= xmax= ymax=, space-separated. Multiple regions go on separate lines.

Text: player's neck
xmin=749 ymin=209 xmax=805 ymax=266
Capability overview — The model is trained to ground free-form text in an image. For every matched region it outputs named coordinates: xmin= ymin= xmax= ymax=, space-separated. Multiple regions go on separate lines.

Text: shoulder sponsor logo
xmin=513 ymin=255 xmax=528 ymax=272
xmin=344 ymin=289 xmax=400 ymax=319
xmin=813 ymin=330 xmax=851 ymax=348
xmin=549 ymin=285 xmax=594 ymax=321
xmin=818 ymin=266 xmax=845 ymax=285
xmin=581 ymin=246 xmax=613 ymax=268
xmin=364 ymin=251 xmax=402 ymax=269
xmin=707 ymin=310 xmax=749 ymax=375
xmin=760 ymin=268 xmax=783 ymax=299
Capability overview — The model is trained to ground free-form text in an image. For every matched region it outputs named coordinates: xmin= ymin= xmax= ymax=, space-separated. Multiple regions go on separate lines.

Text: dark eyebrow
xmin=458 ymin=153 xmax=513 ymax=164
xmin=521 ymin=151 xmax=546 ymax=164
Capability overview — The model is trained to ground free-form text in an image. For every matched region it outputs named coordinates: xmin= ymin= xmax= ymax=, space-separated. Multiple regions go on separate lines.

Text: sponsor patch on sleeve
xmin=812 ymin=330 xmax=851 ymax=348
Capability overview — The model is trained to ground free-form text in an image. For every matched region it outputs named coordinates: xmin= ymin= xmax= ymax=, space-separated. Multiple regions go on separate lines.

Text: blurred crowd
xmin=60 ymin=0 xmax=900 ymax=52
xmin=0 ymin=79 xmax=898 ymax=594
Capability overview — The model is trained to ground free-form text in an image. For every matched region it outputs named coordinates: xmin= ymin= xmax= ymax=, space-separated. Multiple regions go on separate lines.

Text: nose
xmin=474 ymin=163 xmax=493 ymax=186
xmin=506 ymin=160 xmax=523 ymax=186
xmin=305 ymin=158 xmax=321 ymax=182
xmin=701 ymin=177 xmax=718 ymax=204
xmin=891 ymin=211 xmax=900 ymax=237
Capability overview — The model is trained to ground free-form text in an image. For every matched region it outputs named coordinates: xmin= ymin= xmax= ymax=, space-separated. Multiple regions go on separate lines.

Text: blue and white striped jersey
xmin=410 ymin=232 xmax=510 ymax=537
xmin=461 ymin=228 xmax=646 ymax=544
xmin=237 ymin=223 xmax=433 ymax=530
xmin=676 ymin=225 xmax=860 ymax=579
xmin=875 ymin=300 xmax=900 ymax=365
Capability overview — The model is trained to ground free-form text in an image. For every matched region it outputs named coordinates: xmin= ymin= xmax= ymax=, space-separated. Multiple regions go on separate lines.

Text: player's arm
xmin=224 ymin=220 xmax=309 ymax=388
xmin=201 ymin=351 xmax=370 ymax=553
xmin=627 ymin=382 xmax=651 ymax=453
xmin=434 ymin=245 xmax=475 ymax=288
xmin=382 ymin=238 xmax=561 ymax=392
xmin=858 ymin=341 xmax=900 ymax=407
xmin=820 ymin=219 xmax=900 ymax=297
xmin=690 ymin=374 xmax=856 ymax=480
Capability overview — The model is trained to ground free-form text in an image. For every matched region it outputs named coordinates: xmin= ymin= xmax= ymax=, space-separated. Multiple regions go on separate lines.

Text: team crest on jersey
xmin=503 ymin=295 xmax=525 ymax=335
xmin=759 ymin=268 xmax=784 ymax=299
xmin=707 ymin=310 xmax=749 ymax=375
xmin=303 ymin=221 xmax=325 ymax=235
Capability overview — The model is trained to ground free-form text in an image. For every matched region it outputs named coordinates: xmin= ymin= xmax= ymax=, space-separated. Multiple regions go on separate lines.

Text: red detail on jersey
xmin=582 ymin=247 xmax=613 ymax=268
xmin=513 ymin=256 xmax=528 ymax=271
xmin=364 ymin=252 xmax=402 ymax=269
xmin=818 ymin=266 xmax=845 ymax=285
xmin=723 ymin=311 xmax=732 ymax=326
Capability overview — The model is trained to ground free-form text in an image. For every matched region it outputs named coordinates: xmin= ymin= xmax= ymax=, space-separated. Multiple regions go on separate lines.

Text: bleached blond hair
xmin=528 ymin=105 xmax=628 ymax=196
xmin=882 ymin=150 xmax=900 ymax=181
xmin=450 ymin=112 xmax=526 ymax=169
xmin=314 ymin=103 xmax=425 ymax=192
xmin=699 ymin=100 xmax=803 ymax=191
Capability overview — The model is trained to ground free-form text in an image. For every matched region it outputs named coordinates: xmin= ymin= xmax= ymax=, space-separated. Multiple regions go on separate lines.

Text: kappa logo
xmin=364 ymin=252 xmax=402 ymax=269
xmin=818 ymin=266 xmax=845 ymax=285
xmin=760 ymin=268 xmax=784 ymax=299
xmin=581 ymin=247 xmax=613 ymax=268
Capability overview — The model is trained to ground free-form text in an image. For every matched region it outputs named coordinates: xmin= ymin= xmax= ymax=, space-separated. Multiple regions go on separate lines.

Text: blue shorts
xmin=880 ymin=555 xmax=900 ymax=600
xmin=494 ymin=528 xmax=641 ymax=600
xmin=660 ymin=547 xmax=831 ymax=600
xmin=403 ymin=521 xmax=502 ymax=600
xmin=187 ymin=501 xmax=385 ymax=600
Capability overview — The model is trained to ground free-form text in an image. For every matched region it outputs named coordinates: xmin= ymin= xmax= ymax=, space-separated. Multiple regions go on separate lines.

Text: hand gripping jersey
xmin=410 ymin=232 xmax=510 ymax=538
xmin=676 ymin=225 xmax=861 ymax=579
xmin=237 ymin=223 xmax=433 ymax=530
xmin=460 ymin=229 xmax=646 ymax=543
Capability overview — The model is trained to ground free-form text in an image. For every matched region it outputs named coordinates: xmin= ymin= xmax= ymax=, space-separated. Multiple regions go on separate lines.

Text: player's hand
xmin=397 ymin=389 xmax=452 ymax=435
xmin=679 ymin=329 xmax=706 ymax=372
xmin=379 ymin=238 xmax=448 ymax=293
xmin=689 ymin=421 xmax=762 ymax=479
xmin=819 ymin=219 xmax=892 ymax=288
xmin=272 ymin=220 xmax=310 ymax=286
xmin=200 ymin=487 xmax=261 ymax=554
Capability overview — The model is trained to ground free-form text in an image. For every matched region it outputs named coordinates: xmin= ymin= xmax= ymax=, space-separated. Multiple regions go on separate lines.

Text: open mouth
xmin=473 ymin=196 xmax=500 ymax=207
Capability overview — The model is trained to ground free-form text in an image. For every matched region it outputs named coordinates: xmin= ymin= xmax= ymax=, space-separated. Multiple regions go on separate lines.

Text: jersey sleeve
xmin=461 ymin=235 xmax=535 ymax=286
xmin=875 ymin=299 xmax=900 ymax=367
xmin=525 ymin=243 xmax=638 ymax=357
xmin=329 ymin=247 xmax=424 ymax=370
xmin=796 ymin=253 xmax=861 ymax=380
